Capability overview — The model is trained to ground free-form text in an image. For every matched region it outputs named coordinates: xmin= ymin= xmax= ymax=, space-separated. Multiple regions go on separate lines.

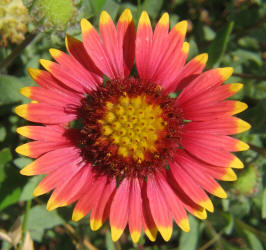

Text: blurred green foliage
xmin=0 ymin=0 xmax=266 ymax=249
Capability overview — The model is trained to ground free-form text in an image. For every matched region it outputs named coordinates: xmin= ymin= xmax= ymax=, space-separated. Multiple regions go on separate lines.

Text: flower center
xmin=98 ymin=93 xmax=166 ymax=163
xmin=79 ymin=78 xmax=183 ymax=178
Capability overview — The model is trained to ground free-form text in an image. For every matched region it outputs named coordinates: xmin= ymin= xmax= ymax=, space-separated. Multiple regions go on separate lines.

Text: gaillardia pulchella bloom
xmin=16 ymin=9 xmax=250 ymax=242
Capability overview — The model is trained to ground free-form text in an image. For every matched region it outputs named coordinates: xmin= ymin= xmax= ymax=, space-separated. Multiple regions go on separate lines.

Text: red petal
xmin=15 ymin=103 xmax=76 ymax=124
xmin=20 ymin=147 xmax=81 ymax=175
xmin=128 ymin=178 xmax=142 ymax=243
xmin=146 ymin=174 xmax=173 ymax=241
xmin=110 ymin=178 xmax=130 ymax=241
xmin=116 ymin=9 xmax=135 ymax=77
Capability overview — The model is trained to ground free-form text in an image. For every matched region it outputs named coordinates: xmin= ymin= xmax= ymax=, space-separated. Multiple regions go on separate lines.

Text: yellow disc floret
xmin=99 ymin=93 xmax=166 ymax=163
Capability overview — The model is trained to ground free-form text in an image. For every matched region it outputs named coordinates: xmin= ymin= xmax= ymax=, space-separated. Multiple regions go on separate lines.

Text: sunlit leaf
xmin=207 ymin=21 xmax=234 ymax=68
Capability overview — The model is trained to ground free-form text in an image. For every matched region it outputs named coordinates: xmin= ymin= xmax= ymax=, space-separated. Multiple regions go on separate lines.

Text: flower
xmin=0 ymin=0 xmax=30 ymax=46
xmin=15 ymin=9 xmax=250 ymax=243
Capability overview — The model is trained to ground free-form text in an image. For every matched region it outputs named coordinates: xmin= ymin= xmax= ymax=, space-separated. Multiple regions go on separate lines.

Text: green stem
xmin=0 ymin=32 xmax=37 ymax=72
xmin=18 ymin=199 xmax=32 ymax=250
xmin=235 ymin=218 xmax=266 ymax=245
xmin=204 ymin=221 xmax=224 ymax=250
xmin=233 ymin=73 xmax=266 ymax=81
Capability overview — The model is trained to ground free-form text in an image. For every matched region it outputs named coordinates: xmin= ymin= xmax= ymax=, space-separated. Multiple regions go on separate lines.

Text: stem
xmin=235 ymin=218 xmax=266 ymax=245
xmin=199 ymin=229 xmax=224 ymax=250
xmin=204 ymin=221 xmax=224 ymax=250
xmin=18 ymin=199 xmax=32 ymax=250
xmin=0 ymin=32 xmax=37 ymax=72
xmin=233 ymin=73 xmax=266 ymax=81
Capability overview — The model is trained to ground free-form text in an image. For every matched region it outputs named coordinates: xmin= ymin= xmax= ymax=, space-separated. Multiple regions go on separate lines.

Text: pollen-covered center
xmin=79 ymin=78 xmax=183 ymax=178
xmin=99 ymin=93 xmax=165 ymax=163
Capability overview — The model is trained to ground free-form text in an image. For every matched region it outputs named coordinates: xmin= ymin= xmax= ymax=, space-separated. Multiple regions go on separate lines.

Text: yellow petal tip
xmin=49 ymin=48 xmax=62 ymax=59
xmin=236 ymin=119 xmax=251 ymax=133
xmin=234 ymin=101 xmax=248 ymax=114
xmin=139 ymin=11 xmax=151 ymax=26
xmin=200 ymin=199 xmax=214 ymax=213
xmin=179 ymin=218 xmax=190 ymax=232
xmin=218 ymin=67 xmax=234 ymax=81
xmin=194 ymin=53 xmax=208 ymax=65
xmin=193 ymin=208 xmax=207 ymax=220
xmin=33 ymin=185 xmax=46 ymax=197
xmin=90 ymin=218 xmax=102 ymax=231
xmin=27 ymin=68 xmax=41 ymax=80
xmin=15 ymin=144 xmax=30 ymax=156
xmin=81 ymin=18 xmax=93 ymax=33
xmin=130 ymin=231 xmax=141 ymax=243
xmin=144 ymin=227 xmax=157 ymax=242
xmin=20 ymin=163 xmax=35 ymax=176
xmin=111 ymin=227 xmax=123 ymax=242
xmin=40 ymin=59 xmax=53 ymax=70
xmin=119 ymin=8 xmax=133 ymax=23
xmin=182 ymin=42 xmax=190 ymax=54
xmin=72 ymin=210 xmax=85 ymax=222
xmin=222 ymin=168 xmax=237 ymax=181
xmin=236 ymin=141 xmax=249 ymax=151
xmin=230 ymin=157 xmax=244 ymax=169
xmin=175 ymin=20 xmax=187 ymax=36
xmin=213 ymin=186 xmax=227 ymax=198
xmin=15 ymin=104 xmax=28 ymax=118
xmin=16 ymin=126 xmax=29 ymax=137
xmin=229 ymin=83 xmax=243 ymax=93
xmin=158 ymin=13 xmax=169 ymax=26
xmin=100 ymin=10 xmax=111 ymax=25
xmin=20 ymin=87 xmax=31 ymax=98
xmin=158 ymin=226 xmax=172 ymax=241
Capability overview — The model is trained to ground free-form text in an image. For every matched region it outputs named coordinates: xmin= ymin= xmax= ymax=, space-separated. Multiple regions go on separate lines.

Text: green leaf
xmin=262 ymin=187 xmax=266 ymax=219
xmin=0 ymin=148 xmax=26 ymax=211
xmin=179 ymin=216 xmax=199 ymax=250
xmin=223 ymin=213 xmax=234 ymax=235
xmin=105 ymin=230 xmax=116 ymax=250
xmin=101 ymin=0 xmax=120 ymax=20
xmin=187 ymin=39 xmax=199 ymax=61
xmin=244 ymin=230 xmax=263 ymax=250
xmin=0 ymin=148 xmax=12 ymax=184
xmin=207 ymin=21 xmax=234 ymax=68
xmin=203 ymin=25 xmax=216 ymax=41
xmin=143 ymin=0 xmax=163 ymax=19
xmin=232 ymin=49 xmax=262 ymax=66
xmin=20 ymin=176 xmax=43 ymax=201
xmin=0 ymin=75 xmax=35 ymax=106
xmin=0 ymin=125 xmax=6 ymax=142
xmin=90 ymin=0 xmax=107 ymax=14
xmin=13 ymin=157 xmax=33 ymax=170
xmin=27 ymin=205 xmax=64 ymax=242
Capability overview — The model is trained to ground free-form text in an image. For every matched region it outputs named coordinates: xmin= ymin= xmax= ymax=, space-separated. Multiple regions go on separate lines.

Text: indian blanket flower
xmin=15 ymin=9 xmax=250 ymax=242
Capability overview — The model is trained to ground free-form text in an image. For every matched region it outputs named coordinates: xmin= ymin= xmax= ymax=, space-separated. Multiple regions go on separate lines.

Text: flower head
xmin=16 ymin=9 xmax=250 ymax=243
xmin=0 ymin=0 xmax=30 ymax=46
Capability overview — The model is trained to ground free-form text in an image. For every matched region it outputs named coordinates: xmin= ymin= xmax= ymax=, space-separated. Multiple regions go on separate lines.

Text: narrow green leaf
xmin=262 ymin=187 xmax=266 ymax=219
xmin=207 ymin=21 xmax=234 ymax=68
xmin=105 ymin=230 xmax=116 ymax=250
xmin=179 ymin=216 xmax=199 ymax=250
xmin=0 ymin=125 xmax=6 ymax=142
xmin=244 ymin=230 xmax=263 ymax=250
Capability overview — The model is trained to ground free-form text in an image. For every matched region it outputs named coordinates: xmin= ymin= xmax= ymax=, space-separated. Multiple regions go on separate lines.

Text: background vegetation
xmin=0 ymin=0 xmax=266 ymax=249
